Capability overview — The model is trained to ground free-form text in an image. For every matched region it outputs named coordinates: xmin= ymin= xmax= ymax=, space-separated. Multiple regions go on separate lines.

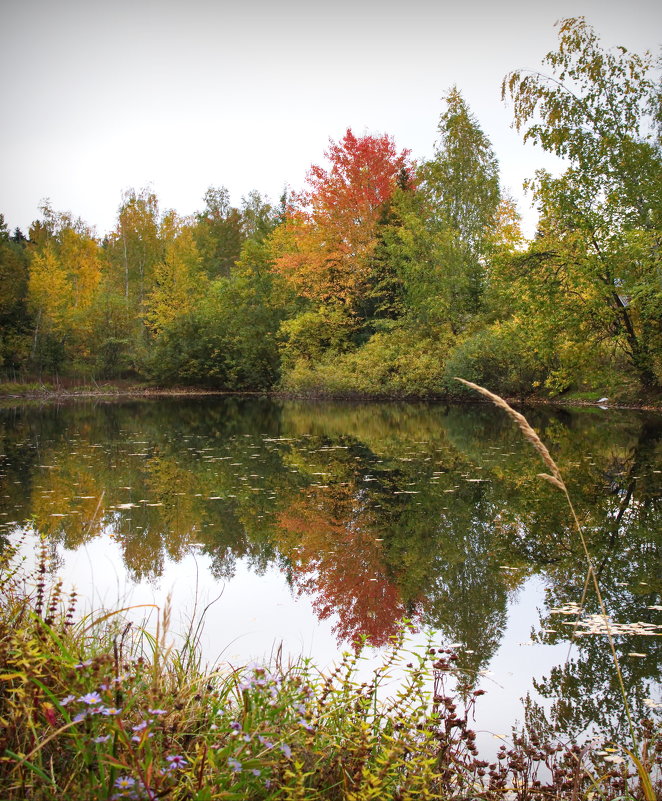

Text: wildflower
xmin=74 ymin=659 xmax=93 ymax=669
xmin=230 ymin=721 xmax=241 ymax=732
xmin=280 ymin=743 xmax=292 ymax=759
xmin=100 ymin=706 xmax=122 ymax=716
xmin=60 ymin=694 xmax=76 ymax=706
xmin=94 ymin=735 xmax=111 ymax=743
xmin=148 ymin=708 xmax=168 ymax=715
xmin=73 ymin=711 xmax=87 ymax=723
xmin=115 ymin=776 xmax=135 ymax=789
xmin=237 ymin=679 xmax=252 ymax=691
xmin=258 ymin=735 xmax=274 ymax=748
xmin=132 ymin=720 xmax=149 ymax=732
xmin=228 ymin=757 xmax=242 ymax=772
xmin=251 ymin=768 xmax=261 ymax=777
xmin=79 ymin=692 xmax=102 ymax=705
xmin=166 ymin=754 xmax=187 ymax=770
xmin=298 ymin=718 xmax=315 ymax=732
xmin=42 ymin=703 xmax=57 ymax=726
xmin=241 ymin=733 xmax=251 ymax=742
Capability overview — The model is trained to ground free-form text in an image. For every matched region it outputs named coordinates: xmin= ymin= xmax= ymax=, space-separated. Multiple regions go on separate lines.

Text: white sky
xmin=1 ymin=0 xmax=661 ymax=239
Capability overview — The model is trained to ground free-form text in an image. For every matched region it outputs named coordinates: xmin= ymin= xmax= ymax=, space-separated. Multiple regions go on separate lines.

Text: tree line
xmin=1 ymin=18 xmax=660 ymax=398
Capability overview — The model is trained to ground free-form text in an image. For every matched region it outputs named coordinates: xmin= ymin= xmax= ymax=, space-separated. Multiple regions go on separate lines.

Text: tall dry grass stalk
xmin=455 ymin=378 xmax=638 ymax=751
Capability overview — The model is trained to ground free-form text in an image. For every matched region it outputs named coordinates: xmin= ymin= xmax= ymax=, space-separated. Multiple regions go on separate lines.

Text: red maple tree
xmin=272 ymin=129 xmax=412 ymax=307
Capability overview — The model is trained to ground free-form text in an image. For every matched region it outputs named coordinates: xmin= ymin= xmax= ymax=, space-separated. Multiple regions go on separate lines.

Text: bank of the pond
xmin=2 ymin=379 xmax=662 ymax=411
xmin=1 ymin=539 xmax=659 ymax=801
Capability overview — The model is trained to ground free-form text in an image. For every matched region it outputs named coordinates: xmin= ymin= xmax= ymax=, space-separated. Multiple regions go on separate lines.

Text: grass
xmin=0 ymin=384 xmax=660 ymax=799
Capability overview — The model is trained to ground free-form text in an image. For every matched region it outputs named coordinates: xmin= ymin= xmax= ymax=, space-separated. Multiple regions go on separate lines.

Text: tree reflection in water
xmin=0 ymin=397 xmax=659 ymax=739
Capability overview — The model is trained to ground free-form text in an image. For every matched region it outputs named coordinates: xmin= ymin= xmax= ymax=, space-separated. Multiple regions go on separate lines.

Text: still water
xmin=0 ymin=397 xmax=659 ymax=742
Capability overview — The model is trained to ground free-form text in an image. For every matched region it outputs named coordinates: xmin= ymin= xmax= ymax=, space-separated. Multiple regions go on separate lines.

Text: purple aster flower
xmin=280 ymin=743 xmax=292 ymax=759
xmin=227 ymin=757 xmax=242 ymax=772
xmin=165 ymin=754 xmax=187 ymax=770
xmin=78 ymin=692 xmax=102 ymax=705
xmin=114 ymin=775 xmax=135 ymax=789
xmin=74 ymin=659 xmax=93 ymax=669
xmin=94 ymin=734 xmax=111 ymax=743
xmin=258 ymin=735 xmax=274 ymax=749
xmin=72 ymin=711 xmax=87 ymax=723
xmin=230 ymin=721 xmax=241 ymax=732
xmin=60 ymin=694 xmax=76 ymax=706
xmin=132 ymin=720 xmax=148 ymax=732
xmin=100 ymin=706 xmax=121 ymax=716
xmin=251 ymin=768 xmax=261 ymax=777
xmin=148 ymin=708 xmax=168 ymax=715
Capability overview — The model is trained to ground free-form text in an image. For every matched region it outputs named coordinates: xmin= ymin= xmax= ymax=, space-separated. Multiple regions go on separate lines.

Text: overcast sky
xmin=1 ymin=0 xmax=661 ymax=239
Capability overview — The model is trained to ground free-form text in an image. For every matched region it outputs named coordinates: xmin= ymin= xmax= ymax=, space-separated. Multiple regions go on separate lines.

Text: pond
xmin=0 ymin=396 xmax=660 ymax=746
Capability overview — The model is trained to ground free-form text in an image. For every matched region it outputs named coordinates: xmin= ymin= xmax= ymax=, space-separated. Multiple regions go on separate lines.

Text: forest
xmin=1 ymin=18 xmax=661 ymax=402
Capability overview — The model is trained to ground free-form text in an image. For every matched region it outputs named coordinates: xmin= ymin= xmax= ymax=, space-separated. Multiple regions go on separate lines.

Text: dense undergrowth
xmin=0 ymin=534 xmax=659 ymax=800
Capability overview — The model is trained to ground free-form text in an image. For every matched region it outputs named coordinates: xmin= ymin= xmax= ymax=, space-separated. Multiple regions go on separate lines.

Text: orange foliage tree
xmin=272 ymin=129 xmax=412 ymax=310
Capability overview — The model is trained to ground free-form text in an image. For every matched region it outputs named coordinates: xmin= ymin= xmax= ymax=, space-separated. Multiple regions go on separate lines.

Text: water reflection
xmin=0 ymin=397 xmax=659 ymax=738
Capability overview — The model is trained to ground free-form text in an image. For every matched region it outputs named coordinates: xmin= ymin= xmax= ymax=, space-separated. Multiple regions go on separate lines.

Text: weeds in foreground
xmin=0 ymin=384 xmax=660 ymax=799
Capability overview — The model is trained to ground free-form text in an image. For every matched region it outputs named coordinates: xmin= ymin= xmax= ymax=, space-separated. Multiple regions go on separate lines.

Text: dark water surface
xmin=0 ymin=397 xmax=660 ymax=741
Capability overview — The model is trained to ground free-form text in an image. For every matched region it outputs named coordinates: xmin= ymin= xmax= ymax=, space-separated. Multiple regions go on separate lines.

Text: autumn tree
xmin=144 ymin=211 xmax=207 ymax=335
xmin=272 ymin=129 xmax=413 ymax=312
xmin=106 ymin=188 xmax=162 ymax=306
xmin=502 ymin=17 xmax=662 ymax=389
xmin=27 ymin=204 xmax=105 ymax=372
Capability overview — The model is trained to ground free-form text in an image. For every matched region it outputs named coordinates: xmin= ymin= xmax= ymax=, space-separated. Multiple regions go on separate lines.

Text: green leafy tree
xmin=380 ymin=90 xmax=501 ymax=338
xmin=145 ymin=237 xmax=291 ymax=389
xmin=0 ymin=215 xmax=31 ymax=375
xmin=194 ymin=186 xmax=244 ymax=278
xmin=420 ymin=87 xmax=500 ymax=322
xmin=502 ymin=17 xmax=662 ymax=389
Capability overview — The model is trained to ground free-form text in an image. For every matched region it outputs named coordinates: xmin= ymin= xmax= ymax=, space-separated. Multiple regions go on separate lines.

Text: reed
xmin=456 ymin=377 xmax=659 ymax=799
